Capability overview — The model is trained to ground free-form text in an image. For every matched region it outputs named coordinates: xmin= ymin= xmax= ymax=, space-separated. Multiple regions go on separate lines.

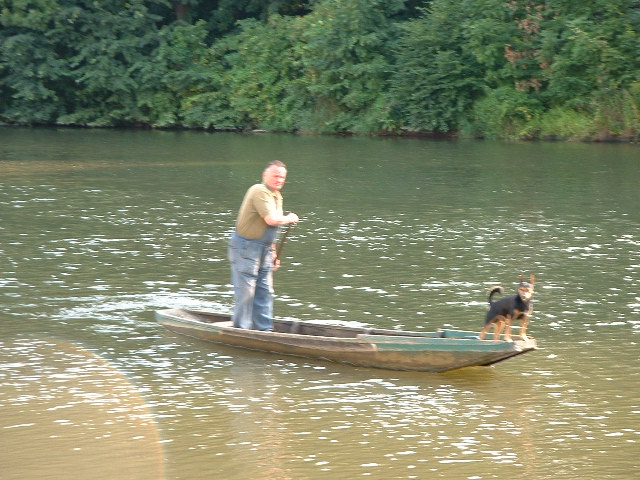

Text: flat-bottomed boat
xmin=155 ymin=308 xmax=537 ymax=373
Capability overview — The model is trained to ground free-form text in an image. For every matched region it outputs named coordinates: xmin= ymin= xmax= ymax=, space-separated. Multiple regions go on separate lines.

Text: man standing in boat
xmin=228 ymin=161 xmax=299 ymax=331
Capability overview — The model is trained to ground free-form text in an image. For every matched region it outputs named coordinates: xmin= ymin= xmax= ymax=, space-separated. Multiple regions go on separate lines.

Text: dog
xmin=479 ymin=275 xmax=536 ymax=341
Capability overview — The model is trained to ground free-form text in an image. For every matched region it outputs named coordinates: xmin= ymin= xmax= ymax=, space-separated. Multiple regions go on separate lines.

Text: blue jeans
xmin=228 ymin=231 xmax=277 ymax=331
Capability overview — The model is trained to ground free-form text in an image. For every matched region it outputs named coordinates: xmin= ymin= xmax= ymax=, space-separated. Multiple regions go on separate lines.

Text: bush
xmin=470 ymin=87 xmax=544 ymax=140
xmin=537 ymin=107 xmax=596 ymax=141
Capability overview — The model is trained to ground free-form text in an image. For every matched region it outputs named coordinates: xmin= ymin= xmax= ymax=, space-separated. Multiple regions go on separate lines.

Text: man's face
xmin=263 ymin=165 xmax=287 ymax=192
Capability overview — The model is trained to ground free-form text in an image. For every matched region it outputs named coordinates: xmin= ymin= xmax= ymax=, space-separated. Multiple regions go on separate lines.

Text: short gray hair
xmin=266 ymin=160 xmax=286 ymax=170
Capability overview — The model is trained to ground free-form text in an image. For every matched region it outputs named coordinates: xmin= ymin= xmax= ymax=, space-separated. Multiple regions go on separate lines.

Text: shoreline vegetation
xmin=2 ymin=0 xmax=639 ymax=143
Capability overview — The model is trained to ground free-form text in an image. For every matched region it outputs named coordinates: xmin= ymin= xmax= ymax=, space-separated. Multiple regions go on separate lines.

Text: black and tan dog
xmin=479 ymin=275 xmax=536 ymax=341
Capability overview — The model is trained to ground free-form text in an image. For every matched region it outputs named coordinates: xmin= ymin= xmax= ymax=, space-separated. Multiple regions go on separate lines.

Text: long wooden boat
xmin=155 ymin=308 xmax=537 ymax=373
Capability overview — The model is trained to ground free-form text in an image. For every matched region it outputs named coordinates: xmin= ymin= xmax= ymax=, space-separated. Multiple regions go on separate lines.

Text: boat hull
xmin=155 ymin=309 xmax=537 ymax=373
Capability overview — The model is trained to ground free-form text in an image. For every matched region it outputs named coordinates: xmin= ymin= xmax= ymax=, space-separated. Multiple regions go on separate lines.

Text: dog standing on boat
xmin=479 ymin=275 xmax=536 ymax=341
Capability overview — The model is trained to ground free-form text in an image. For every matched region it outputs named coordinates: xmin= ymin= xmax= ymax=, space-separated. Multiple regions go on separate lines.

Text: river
xmin=1 ymin=126 xmax=639 ymax=479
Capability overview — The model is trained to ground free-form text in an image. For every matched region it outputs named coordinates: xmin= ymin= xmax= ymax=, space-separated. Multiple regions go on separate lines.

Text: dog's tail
xmin=488 ymin=286 xmax=504 ymax=303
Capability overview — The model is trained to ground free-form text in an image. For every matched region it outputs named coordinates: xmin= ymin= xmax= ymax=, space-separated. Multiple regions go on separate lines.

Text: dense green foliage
xmin=2 ymin=0 xmax=640 ymax=140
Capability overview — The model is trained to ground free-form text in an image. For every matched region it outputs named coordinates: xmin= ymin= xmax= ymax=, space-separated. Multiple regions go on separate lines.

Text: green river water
xmin=1 ymin=127 xmax=639 ymax=479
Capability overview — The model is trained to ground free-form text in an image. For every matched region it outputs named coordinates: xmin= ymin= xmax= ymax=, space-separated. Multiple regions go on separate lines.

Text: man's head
xmin=263 ymin=160 xmax=288 ymax=192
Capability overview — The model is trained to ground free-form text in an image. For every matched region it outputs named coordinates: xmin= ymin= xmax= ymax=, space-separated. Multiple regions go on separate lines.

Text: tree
xmin=208 ymin=16 xmax=306 ymax=131
xmin=187 ymin=0 xmax=312 ymax=38
xmin=0 ymin=0 xmax=168 ymax=126
xmin=0 ymin=0 xmax=69 ymax=123
xmin=389 ymin=1 xmax=485 ymax=133
xmin=137 ymin=20 xmax=220 ymax=128
xmin=295 ymin=0 xmax=405 ymax=134
xmin=56 ymin=2 xmax=164 ymax=126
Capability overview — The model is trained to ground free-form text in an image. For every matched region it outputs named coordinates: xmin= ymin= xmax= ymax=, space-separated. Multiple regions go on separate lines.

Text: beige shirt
xmin=235 ymin=183 xmax=283 ymax=240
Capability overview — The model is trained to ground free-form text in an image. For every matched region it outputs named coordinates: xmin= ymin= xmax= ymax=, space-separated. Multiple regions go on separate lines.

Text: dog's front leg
xmin=503 ymin=316 xmax=514 ymax=342
xmin=494 ymin=318 xmax=506 ymax=340
xmin=520 ymin=315 xmax=529 ymax=339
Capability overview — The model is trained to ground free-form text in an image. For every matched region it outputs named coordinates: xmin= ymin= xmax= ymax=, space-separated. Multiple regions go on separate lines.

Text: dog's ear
xmin=530 ymin=274 xmax=536 ymax=285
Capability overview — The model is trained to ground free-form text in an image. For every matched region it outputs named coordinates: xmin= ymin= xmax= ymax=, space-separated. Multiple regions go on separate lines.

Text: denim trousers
xmin=228 ymin=230 xmax=277 ymax=331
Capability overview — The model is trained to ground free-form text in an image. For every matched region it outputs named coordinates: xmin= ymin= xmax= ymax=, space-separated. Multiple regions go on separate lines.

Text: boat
xmin=155 ymin=308 xmax=537 ymax=373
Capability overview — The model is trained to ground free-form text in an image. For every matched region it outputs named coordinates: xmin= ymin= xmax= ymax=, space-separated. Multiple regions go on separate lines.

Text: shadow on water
xmin=0 ymin=338 xmax=165 ymax=480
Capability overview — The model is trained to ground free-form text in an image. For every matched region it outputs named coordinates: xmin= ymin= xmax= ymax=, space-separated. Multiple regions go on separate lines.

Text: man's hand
xmin=285 ymin=212 xmax=299 ymax=225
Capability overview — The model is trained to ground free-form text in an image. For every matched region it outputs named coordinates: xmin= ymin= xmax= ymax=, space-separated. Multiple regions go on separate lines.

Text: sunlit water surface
xmin=1 ymin=127 xmax=639 ymax=479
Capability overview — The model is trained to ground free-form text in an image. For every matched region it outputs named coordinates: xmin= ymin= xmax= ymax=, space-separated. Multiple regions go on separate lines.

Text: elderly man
xmin=228 ymin=161 xmax=299 ymax=331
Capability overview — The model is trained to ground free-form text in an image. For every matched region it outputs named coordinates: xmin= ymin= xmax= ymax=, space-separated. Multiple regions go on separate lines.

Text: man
xmin=228 ymin=161 xmax=299 ymax=331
